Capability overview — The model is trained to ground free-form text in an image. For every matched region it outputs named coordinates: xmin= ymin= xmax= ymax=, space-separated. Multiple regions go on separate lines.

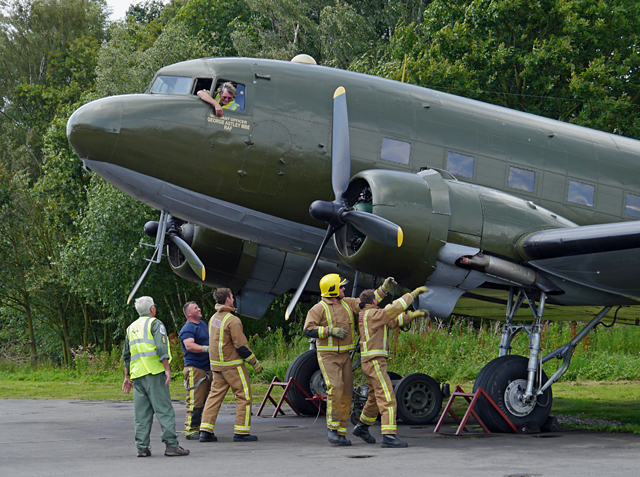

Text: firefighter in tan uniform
xmin=352 ymin=282 xmax=428 ymax=448
xmin=304 ymin=273 xmax=396 ymax=446
xmin=199 ymin=288 xmax=263 ymax=442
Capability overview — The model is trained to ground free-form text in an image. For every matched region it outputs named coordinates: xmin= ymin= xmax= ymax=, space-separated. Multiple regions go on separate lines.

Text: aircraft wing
xmin=521 ymin=221 xmax=640 ymax=301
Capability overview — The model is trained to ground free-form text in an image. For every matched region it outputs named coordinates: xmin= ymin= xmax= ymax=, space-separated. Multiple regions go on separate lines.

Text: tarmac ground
xmin=1 ymin=398 xmax=639 ymax=476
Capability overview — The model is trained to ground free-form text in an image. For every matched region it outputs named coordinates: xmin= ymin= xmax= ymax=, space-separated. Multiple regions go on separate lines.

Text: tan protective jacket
xmin=304 ymin=287 xmax=387 ymax=353
xmin=358 ymin=292 xmax=414 ymax=363
xmin=208 ymin=304 xmax=257 ymax=371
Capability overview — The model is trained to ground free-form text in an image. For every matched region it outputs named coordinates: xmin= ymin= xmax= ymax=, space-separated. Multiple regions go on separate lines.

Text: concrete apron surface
xmin=1 ymin=399 xmax=639 ymax=476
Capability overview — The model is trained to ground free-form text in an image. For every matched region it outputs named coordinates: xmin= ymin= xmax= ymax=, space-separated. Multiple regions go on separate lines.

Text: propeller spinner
xmin=284 ymin=87 xmax=403 ymax=320
xmin=126 ymin=210 xmax=206 ymax=304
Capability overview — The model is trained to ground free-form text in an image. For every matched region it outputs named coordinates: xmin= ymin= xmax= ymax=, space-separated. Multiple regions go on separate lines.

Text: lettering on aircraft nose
xmin=207 ymin=115 xmax=251 ymax=132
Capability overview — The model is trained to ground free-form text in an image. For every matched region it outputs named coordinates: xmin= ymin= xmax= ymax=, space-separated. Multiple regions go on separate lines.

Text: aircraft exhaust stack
xmin=457 ymin=252 xmax=563 ymax=295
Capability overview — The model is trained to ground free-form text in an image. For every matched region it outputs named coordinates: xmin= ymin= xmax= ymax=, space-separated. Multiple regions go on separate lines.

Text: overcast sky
xmin=107 ymin=0 xmax=168 ymax=21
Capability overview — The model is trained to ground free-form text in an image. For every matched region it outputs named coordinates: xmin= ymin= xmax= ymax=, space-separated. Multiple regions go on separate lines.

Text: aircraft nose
xmin=66 ymin=96 xmax=123 ymax=160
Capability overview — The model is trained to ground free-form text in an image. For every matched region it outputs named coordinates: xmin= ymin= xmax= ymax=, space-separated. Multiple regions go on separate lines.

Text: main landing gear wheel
xmin=285 ymin=350 xmax=326 ymax=416
xmin=395 ymin=373 xmax=443 ymax=425
xmin=473 ymin=355 xmax=553 ymax=433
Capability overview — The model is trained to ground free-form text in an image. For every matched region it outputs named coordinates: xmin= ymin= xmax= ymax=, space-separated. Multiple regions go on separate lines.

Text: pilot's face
xmin=220 ymin=89 xmax=234 ymax=105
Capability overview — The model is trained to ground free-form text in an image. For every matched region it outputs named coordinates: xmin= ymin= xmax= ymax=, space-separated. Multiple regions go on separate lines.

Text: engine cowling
xmin=335 ymin=169 xmax=451 ymax=288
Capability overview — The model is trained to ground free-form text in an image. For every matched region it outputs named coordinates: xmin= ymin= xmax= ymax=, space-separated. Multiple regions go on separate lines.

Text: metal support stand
xmin=257 ymin=377 xmax=317 ymax=418
xmin=434 ymin=385 xmax=518 ymax=435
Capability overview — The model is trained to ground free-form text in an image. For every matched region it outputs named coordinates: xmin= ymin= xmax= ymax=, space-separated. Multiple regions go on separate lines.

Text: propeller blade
xmin=168 ymin=234 xmax=206 ymax=281
xmin=126 ymin=246 xmax=160 ymax=305
xmin=331 ymin=87 xmax=350 ymax=202
xmin=341 ymin=210 xmax=404 ymax=247
xmin=285 ymin=225 xmax=335 ymax=320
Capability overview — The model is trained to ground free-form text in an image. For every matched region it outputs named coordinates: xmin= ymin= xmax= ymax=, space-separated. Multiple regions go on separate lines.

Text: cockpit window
xmin=213 ymin=79 xmax=245 ymax=112
xmin=150 ymin=75 xmax=193 ymax=94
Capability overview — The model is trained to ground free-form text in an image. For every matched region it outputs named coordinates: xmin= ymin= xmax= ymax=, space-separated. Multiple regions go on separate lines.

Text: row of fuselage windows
xmin=444 ymin=150 xmax=640 ymax=217
xmin=381 ymin=140 xmax=639 ymax=218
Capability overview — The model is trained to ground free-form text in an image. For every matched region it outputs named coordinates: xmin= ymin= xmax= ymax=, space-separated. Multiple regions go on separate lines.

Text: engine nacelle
xmin=336 ymin=169 xmax=575 ymax=288
xmin=336 ymin=169 xmax=450 ymax=288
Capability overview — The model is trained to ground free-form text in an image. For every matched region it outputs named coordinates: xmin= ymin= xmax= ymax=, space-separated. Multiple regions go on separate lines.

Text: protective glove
xmin=410 ymin=309 xmax=429 ymax=320
xmin=410 ymin=286 xmax=428 ymax=300
xmin=252 ymin=361 xmax=264 ymax=375
xmin=382 ymin=277 xmax=397 ymax=293
xmin=327 ymin=327 xmax=348 ymax=339
xmin=201 ymin=345 xmax=209 ymax=353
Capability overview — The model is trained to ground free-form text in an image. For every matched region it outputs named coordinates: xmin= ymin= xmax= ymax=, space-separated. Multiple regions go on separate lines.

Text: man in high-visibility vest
xmin=122 ymin=296 xmax=189 ymax=457
xmin=199 ymin=288 xmax=263 ymax=442
xmin=197 ymin=82 xmax=240 ymax=117
xmin=303 ymin=274 xmax=396 ymax=446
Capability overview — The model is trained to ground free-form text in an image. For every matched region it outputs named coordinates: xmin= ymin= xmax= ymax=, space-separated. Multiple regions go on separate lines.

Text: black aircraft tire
xmin=395 ymin=373 xmax=443 ymax=425
xmin=473 ymin=355 xmax=553 ymax=433
xmin=284 ymin=350 xmax=326 ymax=416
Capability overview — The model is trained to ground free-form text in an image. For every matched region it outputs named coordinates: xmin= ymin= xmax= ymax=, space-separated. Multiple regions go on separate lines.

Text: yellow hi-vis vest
xmin=126 ymin=316 xmax=172 ymax=379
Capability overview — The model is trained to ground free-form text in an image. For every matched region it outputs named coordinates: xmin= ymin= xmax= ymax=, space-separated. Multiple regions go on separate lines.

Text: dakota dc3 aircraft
xmin=67 ymin=55 xmax=640 ymax=433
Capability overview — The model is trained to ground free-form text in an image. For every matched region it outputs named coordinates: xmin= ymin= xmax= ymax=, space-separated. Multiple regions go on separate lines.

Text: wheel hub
xmin=504 ymin=379 xmax=536 ymax=417
xmin=309 ymin=370 xmax=327 ymax=396
xmin=402 ymin=382 xmax=434 ymax=417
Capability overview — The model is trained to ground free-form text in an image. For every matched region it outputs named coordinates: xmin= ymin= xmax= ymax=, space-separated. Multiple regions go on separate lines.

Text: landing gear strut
xmin=473 ymin=287 xmax=611 ymax=432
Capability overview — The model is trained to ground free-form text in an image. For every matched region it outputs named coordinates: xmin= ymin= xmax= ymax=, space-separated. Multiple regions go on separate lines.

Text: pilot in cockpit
xmin=197 ymin=82 xmax=239 ymax=117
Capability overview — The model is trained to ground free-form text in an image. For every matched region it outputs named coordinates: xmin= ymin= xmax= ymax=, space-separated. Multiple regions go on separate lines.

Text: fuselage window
xmin=150 ymin=75 xmax=193 ymax=94
xmin=568 ymin=180 xmax=595 ymax=207
xmin=446 ymin=151 xmax=475 ymax=179
xmin=508 ymin=166 xmax=535 ymax=192
xmin=381 ymin=137 xmax=411 ymax=165
xmin=213 ymin=79 xmax=246 ymax=112
xmin=625 ymin=193 xmax=640 ymax=218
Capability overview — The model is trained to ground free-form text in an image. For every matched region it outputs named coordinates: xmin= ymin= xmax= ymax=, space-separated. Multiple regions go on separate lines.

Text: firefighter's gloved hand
xmin=252 ymin=361 xmax=264 ymax=375
xmin=382 ymin=277 xmax=397 ymax=294
xmin=410 ymin=286 xmax=428 ymax=300
xmin=410 ymin=309 xmax=429 ymax=321
xmin=328 ymin=327 xmax=348 ymax=339
xmin=202 ymin=345 xmax=209 ymax=354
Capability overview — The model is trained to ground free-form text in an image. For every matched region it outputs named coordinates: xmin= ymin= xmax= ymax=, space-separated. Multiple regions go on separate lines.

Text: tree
xmin=356 ymin=0 xmax=640 ymax=138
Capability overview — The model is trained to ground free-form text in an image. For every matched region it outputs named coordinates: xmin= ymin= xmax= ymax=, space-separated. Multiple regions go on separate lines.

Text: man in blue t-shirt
xmin=179 ymin=301 xmax=211 ymax=440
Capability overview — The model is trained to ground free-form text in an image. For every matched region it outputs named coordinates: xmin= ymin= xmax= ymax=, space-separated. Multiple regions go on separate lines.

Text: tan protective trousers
xmin=200 ymin=364 xmax=252 ymax=435
xmin=183 ymin=367 xmax=211 ymax=437
xmin=317 ymin=351 xmax=353 ymax=435
xmin=359 ymin=358 xmax=397 ymax=435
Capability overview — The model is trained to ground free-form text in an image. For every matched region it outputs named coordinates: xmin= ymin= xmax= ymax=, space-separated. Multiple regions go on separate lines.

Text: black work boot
xmin=337 ymin=435 xmax=352 ymax=446
xmin=233 ymin=433 xmax=258 ymax=442
xmin=381 ymin=434 xmax=408 ymax=448
xmin=199 ymin=431 xmax=217 ymax=442
xmin=353 ymin=423 xmax=376 ymax=444
xmin=327 ymin=428 xmax=340 ymax=444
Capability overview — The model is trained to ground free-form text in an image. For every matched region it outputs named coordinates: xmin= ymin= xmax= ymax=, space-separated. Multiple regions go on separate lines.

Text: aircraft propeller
xmin=126 ymin=210 xmax=206 ymax=305
xmin=284 ymin=87 xmax=403 ymax=320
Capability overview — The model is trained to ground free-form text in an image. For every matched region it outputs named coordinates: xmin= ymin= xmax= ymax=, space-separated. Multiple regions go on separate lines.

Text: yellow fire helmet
xmin=319 ymin=273 xmax=349 ymax=298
